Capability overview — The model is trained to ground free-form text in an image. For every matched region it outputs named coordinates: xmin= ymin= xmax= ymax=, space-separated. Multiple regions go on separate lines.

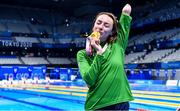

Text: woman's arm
xmin=117 ymin=4 xmax=132 ymax=50
xmin=77 ymin=50 xmax=103 ymax=87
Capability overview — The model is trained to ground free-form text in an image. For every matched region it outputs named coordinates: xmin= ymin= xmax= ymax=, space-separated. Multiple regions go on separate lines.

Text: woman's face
xmin=93 ymin=14 xmax=113 ymax=42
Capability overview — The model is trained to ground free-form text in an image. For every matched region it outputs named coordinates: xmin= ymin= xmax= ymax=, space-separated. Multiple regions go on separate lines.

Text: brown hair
xmin=92 ymin=12 xmax=118 ymax=43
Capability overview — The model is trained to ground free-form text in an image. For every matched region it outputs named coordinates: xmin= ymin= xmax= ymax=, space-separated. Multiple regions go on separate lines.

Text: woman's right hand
xmin=88 ymin=37 xmax=103 ymax=55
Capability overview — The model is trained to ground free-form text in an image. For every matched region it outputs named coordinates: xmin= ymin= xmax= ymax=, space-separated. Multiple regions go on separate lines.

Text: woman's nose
xmin=96 ymin=25 xmax=103 ymax=31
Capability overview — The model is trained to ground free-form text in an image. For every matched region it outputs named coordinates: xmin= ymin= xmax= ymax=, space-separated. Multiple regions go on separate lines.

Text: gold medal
xmin=90 ymin=31 xmax=100 ymax=39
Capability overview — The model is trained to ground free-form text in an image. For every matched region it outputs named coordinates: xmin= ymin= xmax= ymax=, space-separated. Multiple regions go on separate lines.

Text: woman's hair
xmin=92 ymin=12 xmax=118 ymax=43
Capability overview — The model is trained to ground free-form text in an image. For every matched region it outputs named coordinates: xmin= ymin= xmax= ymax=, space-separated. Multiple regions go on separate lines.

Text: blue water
xmin=0 ymin=81 xmax=179 ymax=111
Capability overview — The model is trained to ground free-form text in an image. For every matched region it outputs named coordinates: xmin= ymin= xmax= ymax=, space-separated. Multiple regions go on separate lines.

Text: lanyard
xmin=102 ymin=43 xmax=108 ymax=53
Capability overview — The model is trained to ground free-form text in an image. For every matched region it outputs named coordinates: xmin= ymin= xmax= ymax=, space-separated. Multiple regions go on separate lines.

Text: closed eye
xmin=104 ymin=23 xmax=110 ymax=28
xmin=96 ymin=20 xmax=102 ymax=25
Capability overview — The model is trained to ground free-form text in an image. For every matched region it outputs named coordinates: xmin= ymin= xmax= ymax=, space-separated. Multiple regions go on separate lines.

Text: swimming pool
xmin=0 ymin=80 xmax=179 ymax=111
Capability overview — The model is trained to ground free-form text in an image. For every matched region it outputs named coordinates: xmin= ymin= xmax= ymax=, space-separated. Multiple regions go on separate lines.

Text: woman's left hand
xmin=122 ymin=4 xmax=132 ymax=15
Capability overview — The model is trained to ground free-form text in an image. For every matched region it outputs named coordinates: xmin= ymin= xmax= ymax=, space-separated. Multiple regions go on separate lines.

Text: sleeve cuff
xmin=121 ymin=12 xmax=132 ymax=21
